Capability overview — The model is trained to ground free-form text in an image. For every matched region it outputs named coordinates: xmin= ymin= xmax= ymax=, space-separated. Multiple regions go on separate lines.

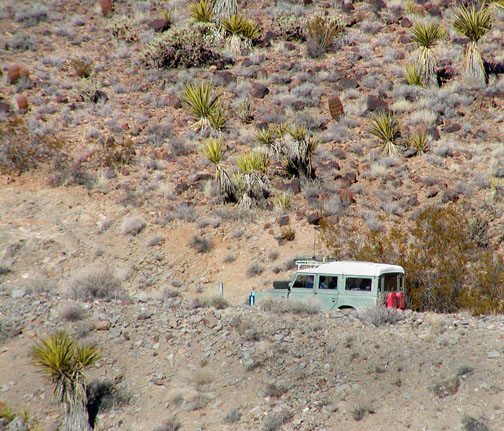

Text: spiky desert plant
xmin=305 ymin=14 xmax=344 ymax=56
xmin=368 ymin=111 xmax=402 ymax=156
xmin=404 ymin=62 xmax=424 ymax=86
xmin=410 ymin=21 xmax=444 ymax=86
xmin=255 ymin=123 xmax=288 ymax=155
xmin=190 ymin=0 xmax=214 ymax=22
xmin=452 ymin=4 xmax=493 ymax=85
xmin=484 ymin=0 xmax=504 ymax=11
xmin=200 ymin=138 xmax=235 ymax=199
xmin=274 ymin=192 xmax=292 ymax=212
xmin=407 ymin=132 xmax=429 ymax=154
xmin=221 ymin=14 xmax=261 ymax=51
xmin=211 ymin=0 xmax=237 ymax=22
xmin=182 ymin=81 xmax=226 ymax=131
xmin=234 ymin=149 xmax=271 ymax=209
xmin=283 ymin=125 xmax=319 ymax=179
xmin=30 ymin=332 xmax=100 ymax=431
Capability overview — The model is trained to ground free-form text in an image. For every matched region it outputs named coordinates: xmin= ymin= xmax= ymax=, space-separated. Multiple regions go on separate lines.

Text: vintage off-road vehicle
xmin=249 ymin=260 xmax=406 ymax=311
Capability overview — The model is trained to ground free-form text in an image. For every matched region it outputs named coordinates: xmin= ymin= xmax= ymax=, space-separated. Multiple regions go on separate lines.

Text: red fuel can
xmin=396 ymin=292 xmax=405 ymax=309
xmin=387 ymin=292 xmax=397 ymax=308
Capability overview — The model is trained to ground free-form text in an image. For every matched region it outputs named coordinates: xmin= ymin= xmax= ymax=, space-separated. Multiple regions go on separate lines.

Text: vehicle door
xmin=314 ymin=274 xmax=339 ymax=310
xmin=339 ymin=275 xmax=377 ymax=310
xmin=288 ymin=273 xmax=315 ymax=303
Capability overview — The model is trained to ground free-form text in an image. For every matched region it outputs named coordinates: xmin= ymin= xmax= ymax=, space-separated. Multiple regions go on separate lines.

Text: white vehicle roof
xmin=298 ymin=261 xmax=404 ymax=277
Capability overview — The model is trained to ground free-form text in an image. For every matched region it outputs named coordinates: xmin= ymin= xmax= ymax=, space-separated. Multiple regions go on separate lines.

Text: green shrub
xmin=142 ymin=23 xmax=226 ymax=69
xmin=322 ymin=204 xmax=504 ymax=314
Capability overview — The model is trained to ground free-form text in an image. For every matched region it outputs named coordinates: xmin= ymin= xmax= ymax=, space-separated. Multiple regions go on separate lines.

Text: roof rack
xmin=295 ymin=257 xmax=336 ymax=270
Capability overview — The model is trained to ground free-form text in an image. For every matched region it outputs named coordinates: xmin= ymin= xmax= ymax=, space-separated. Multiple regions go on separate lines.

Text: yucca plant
xmin=234 ymin=149 xmax=271 ymax=209
xmin=200 ymin=137 xmax=235 ymax=200
xmin=283 ymin=126 xmax=319 ymax=179
xmin=211 ymin=0 xmax=237 ymax=22
xmin=236 ymin=149 xmax=270 ymax=175
xmin=255 ymin=123 xmax=288 ymax=155
xmin=30 ymin=332 xmax=100 ymax=431
xmin=190 ymin=0 xmax=214 ymax=22
xmin=368 ymin=111 xmax=402 ymax=156
xmin=221 ymin=14 xmax=261 ymax=51
xmin=404 ymin=62 xmax=424 ymax=86
xmin=305 ymin=15 xmax=344 ymax=57
xmin=274 ymin=192 xmax=292 ymax=212
xmin=452 ymin=4 xmax=493 ymax=85
xmin=407 ymin=132 xmax=429 ymax=154
xmin=182 ymin=81 xmax=226 ymax=131
xmin=410 ymin=21 xmax=445 ymax=86
xmin=484 ymin=0 xmax=504 ymax=11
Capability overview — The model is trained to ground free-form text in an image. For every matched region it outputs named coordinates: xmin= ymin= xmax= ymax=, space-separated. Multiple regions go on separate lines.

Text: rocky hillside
xmin=1 ymin=292 xmax=504 ymax=431
xmin=2 ymin=0 xmax=504 ymax=429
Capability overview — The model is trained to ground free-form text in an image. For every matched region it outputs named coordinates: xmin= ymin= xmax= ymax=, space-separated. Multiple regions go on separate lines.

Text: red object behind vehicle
xmin=386 ymin=292 xmax=397 ymax=308
xmin=387 ymin=292 xmax=405 ymax=309
xmin=396 ymin=292 xmax=405 ymax=309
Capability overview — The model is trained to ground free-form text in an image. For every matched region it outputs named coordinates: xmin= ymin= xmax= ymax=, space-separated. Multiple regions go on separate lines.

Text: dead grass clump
xmin=247 ymin=262 xmax=264 ymax=277
xmin=60 ymin=304 xmax=86 ymax=322
xmin=432 ymin=376 xmax=460 ymax=398
xmin=186 ymin=393 xmax=209 ymax=411
xmin=265 ymin=382 xmax=288 ymax=398
xmin=258 ymin=298 xmax=320 ymax=314
xmin=262 ymin=409 xmax=292 ymax=431
xmin=461 ymin=415 xmax=489 ymax=431
xmin=121 ymin=216 xmax=146 ymax=235
xmin=69 ymin=268 xmax=123 ymax=300
xmin=223 ymin=408 xmax=242 ymax=424
xmin=189 ymin=235 xmax=212 ymax=253
xmin=357 ymin=306 xmax=404 ymax=326
xmin=154 ymin=417 xmax=181 ymax=431
xmin=351 ymin=404 xmax=375 ymax=421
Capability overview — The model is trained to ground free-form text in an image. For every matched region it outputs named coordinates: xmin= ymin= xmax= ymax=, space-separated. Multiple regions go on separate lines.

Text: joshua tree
xmin=30 ymin=332 xmax=100 ymax=431
xmin=452 ymin=4 xmax=493 ymax=85
xmin=410 ymin=21 xmax=445 ymax=86
xmin=211 ymin=0 xmax=237 ymax=22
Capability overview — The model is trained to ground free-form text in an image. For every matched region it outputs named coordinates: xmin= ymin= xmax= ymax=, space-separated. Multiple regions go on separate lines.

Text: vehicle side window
xmin=381 ymin=273 xmax=400 ymax=292
xmin=319 ymin=275 xmax=338 ymax=290
xmin=345 ymin=277 xmax=372 ymax=292
xmin=292 ymin=274 xmax=314 ymax=289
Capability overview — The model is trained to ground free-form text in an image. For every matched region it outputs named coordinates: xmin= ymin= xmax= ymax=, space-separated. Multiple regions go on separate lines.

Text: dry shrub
xmin=142 ymin=23 xmax=227 ymax=69
xmin=322 ymin=205 xmax=504 ymax=314
xmin=69 ymin=268 xmax=123 ymax=300
xmin=0 ymin=118 xmax=65 ymax=175
xmin=259 ymin=298 xmax=320 ymax=314
xmin=358 ymin=306 xmax=404 ymax=326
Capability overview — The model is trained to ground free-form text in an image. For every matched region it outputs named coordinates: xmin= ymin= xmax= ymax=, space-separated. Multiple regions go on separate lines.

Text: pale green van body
xmin=249 ymin=261 xmax=405 ymax=311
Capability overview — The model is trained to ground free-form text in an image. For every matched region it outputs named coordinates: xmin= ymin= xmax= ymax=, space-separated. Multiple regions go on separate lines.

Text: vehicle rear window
xmin=380 ymin=273 xmax=402 ymax=292
xmin=345 ymin=277 xmax=372 ymax=292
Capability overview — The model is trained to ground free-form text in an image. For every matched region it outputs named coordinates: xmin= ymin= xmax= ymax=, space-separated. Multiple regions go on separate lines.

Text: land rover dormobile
xmin=249 ymin=260 xmax=406 ymax=311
